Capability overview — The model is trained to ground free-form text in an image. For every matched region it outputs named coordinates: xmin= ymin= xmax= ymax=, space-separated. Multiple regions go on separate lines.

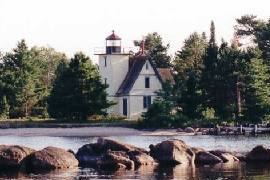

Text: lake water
xmin=1 ymin=134 xmax=270 ymax=179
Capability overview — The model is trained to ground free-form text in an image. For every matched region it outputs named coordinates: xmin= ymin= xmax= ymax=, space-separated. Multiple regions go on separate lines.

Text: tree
xmin=214 ymin=41 xmax=246 ymax=121
xmin=243 ymin=58 xmax=270 ymax=123
xmin=30 ymin=47 xmax=67 ymax=117
xmin=134 ymin=32 xmax=171 ymax=68
xmin=173 ymin=32 xmax=207 ymax=119
xmin=141 ymin=82 xmax=189 ymax=128
xmin=201 ymin=21 xmax=219 ymax=117
xmin=48 ymin=52 xmax=113 ymax=121
xmin=235 ymin=15 xmax=270 ymax=66
xmin=1 ymin=40 xmax=43 ymax=118
xmin=0 ymin=96 xmax=9 ymax=119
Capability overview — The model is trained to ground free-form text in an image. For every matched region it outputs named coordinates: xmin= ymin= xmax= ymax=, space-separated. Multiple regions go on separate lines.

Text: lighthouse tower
xmin=96 ymin=31 xmax=131 ymax=114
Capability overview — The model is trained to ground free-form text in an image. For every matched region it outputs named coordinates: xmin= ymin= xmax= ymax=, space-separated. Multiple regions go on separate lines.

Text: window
xmin=123 ymin=98 xmax=127 ymax=116
xmin=145 ymin=77 xmax=150 ymax=88
xmin=104 ymin=56 xmax=107 ymax=67
xmin=143 ymin=96 xmax=151 ymax=109
xmin=104 ymin=78 xmax=107 ymax=85
xmin=145 ymin=62 xmax=149 ymax=70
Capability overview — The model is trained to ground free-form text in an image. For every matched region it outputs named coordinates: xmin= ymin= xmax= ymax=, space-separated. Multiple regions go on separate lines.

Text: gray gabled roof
xmin=116 ymin=54 xmax=164 ymax=96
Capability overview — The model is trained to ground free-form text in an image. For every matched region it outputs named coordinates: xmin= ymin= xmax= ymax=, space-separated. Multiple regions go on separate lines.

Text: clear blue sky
xmin=0 ymin=0 xmax=269 ymax=61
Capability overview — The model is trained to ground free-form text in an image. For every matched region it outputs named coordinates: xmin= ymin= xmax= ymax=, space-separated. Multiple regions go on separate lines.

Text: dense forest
xmin=0 ymin=15 xmax=270 ymax=127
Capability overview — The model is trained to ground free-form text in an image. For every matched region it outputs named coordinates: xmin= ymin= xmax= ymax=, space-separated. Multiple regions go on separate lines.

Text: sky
xmin=0 ymin=0 xmax=269 ymax=62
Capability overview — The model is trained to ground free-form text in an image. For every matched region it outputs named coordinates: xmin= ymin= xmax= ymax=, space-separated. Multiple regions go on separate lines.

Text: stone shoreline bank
xmin=0 ymin=138 xmax=268 ymax=174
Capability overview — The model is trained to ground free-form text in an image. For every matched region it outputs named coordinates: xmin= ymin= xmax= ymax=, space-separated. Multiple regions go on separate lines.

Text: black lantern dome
xmin=106 ymin=30 xmax=121 ymax=54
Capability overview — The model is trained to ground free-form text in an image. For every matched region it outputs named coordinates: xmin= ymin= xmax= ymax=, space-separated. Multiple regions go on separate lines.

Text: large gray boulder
xmin=97 ymin=151 xmax=134 ymax=170
xmin=209 ymin=150 xmax=239 ymax=163
xmin=97 ymin=138 xmax=148 ymax=153
xmin=28 ymin=146 xmax=78 ymax=170
xmin=76 ymin=138 xmax=155 ymax=169
xmin=195 ymin=151 xmax=223 ymax=164
xmin=128 ymin=150 xmax=156 ymax=166
xmin=246 ymin=145 xmax=270 ymax=162
xmin=149 ymin=140 xmax=194 ymax=165
xmin=0 ymin=145 xmax=35 ymax=168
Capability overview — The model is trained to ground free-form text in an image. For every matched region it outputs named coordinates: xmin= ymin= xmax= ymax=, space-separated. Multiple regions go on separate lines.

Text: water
xmin=0 ymin=134 xmax=270 ymax=179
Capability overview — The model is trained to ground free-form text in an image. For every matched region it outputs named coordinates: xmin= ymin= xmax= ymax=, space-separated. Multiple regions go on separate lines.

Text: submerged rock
xmin=28 ymin=146 xmax=78 ymax=170
xmin=246 ymin=145 xmax=270 ymax=162
xmin=0 ymin=145 xmax=35 ymax=168
xmin=149 ymin=139 xmax=194 ymax=165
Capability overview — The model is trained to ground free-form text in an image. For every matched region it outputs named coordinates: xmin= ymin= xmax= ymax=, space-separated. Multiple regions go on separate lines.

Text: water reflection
xmin=0 ymin=162 xmax=270 ymax=179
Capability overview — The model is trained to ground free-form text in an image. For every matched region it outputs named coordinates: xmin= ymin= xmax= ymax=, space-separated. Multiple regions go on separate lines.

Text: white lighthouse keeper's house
xmin=95 ymin=31 xmax=174 ymax=119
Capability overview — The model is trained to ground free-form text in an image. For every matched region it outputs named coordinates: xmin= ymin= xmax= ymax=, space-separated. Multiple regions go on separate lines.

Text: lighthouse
xmin=95 ymin=31 xmax=173 ymax=119
xmin=95 ymin=31 xmax=131 ymax=114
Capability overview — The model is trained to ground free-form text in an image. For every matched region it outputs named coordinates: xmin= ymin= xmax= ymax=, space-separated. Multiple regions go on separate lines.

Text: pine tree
xmin=1 ymin=40 xmax=43 ymax=118
xmin=201 ymin=21 xmax=219 ymax=117
xmin=173 ymin=32 xmax=207 ymax=119
xmin=48 ymin=52 xmax=113 ymax=121
xmin=243 ymin=58 xmax=270 ymax=123
xmin=134 ymin=32 xmax=171 ymax=68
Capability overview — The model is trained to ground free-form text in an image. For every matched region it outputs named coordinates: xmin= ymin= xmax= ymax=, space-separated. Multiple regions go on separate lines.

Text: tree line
xmin=0 ymin=40 xmax=111 ymax=120
xmin=0 ymin=15 xmax=269 ymax=125
xmin=142 ymin=15 xmax=270 ymax=127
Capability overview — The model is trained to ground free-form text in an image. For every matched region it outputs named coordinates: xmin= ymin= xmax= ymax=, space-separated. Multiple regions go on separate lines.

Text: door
xmin=123 ymin=98 xmax=127 ymax=116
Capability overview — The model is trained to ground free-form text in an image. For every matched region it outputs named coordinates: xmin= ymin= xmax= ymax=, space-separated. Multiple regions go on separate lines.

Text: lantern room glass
xmin=106 ymin=39 xmax=121 ymax=47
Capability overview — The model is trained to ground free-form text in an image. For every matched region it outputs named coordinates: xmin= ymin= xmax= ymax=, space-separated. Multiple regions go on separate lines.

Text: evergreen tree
xmin=1 ymin=40 xmax=43 ymax=118
xmin=30 ymin=47 xmax=67 ymax=117
xmin=201 ymin=21 xmax=219 ymax=117
xmin=173 ymin=32 xmax=207 ymax=119
xmin=48 ymin=52 xmax=113 ymax=121
xmin=236 ymin=15 xmax=270 ymax=66
xmin=134 ymin=32 xmax=171 ymax=68
xmin=243 ymin=58 xmax=270 ymax=123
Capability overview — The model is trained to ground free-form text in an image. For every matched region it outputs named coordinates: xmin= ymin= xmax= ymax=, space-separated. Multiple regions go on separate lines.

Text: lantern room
xmin=106 ymin=30 xmax=122 ymax=54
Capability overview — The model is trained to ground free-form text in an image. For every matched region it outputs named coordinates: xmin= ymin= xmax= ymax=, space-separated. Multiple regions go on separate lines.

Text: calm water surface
xmin=0 ymin=134 xmax=270 ymax=179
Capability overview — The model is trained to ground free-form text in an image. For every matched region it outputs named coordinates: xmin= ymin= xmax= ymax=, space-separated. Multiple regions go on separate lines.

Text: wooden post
xmin=236 ymin=77 xmax=241 ymax=120
xmin=254 ymin=125 xmax=258 ymax=134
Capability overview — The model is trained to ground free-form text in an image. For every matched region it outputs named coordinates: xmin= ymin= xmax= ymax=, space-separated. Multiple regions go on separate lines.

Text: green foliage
xmin=173 ymin=32 xmax=207 ymax=119
xmin=236 ymin=15 xmax=270 ymax=65
xmin=0 ymin=96 xmax=10 ymax=119
xmin=48 ymin=52 xmax=113 ymax=121
xmin=134 ymin=32 xmax=171 ymax=68
xmin=141 ymin=83 xmax=190 ymax=128
xmin=243 ymin=58 xmax=270 ymax=123
xmin=0 ymin=40 xmax=67 ymax=118
xmin=0 ymin=40 xmax=43 ymax=117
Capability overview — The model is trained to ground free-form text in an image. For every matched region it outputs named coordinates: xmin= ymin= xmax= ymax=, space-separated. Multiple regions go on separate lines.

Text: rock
xmin=76 ymin=138 xmax=149 ymax=168
xmin=184 ymin=127 xmax=195 ymax=133
xmin=0 ymin=145 xmax=35 ymax=168
xmin=176 ymin=128 xmax=184 ymax=132
xmin=97 ymin=138 xmax=147 ymax=153
xmin=128 ymin=150 xmax=156 ymax=166
xmin=209 ymin=150 xmax=239 ymax=163
xmin=76 ymin=143 xmax=101 ymax=166
xmin=149 ymin=140 xmax=194 ymax=165
xmin=28 ymin=146 xmax=78 ymax=170
xmin=246 ymin=145 xmax=270 ymax=162
xmin=97 ymin=151 xmax=134 ymax=170
xmin=232 ymin=152 xmax=246 ymax=162
xmin=191 ymin=147 xmax=205 ymax=154
xmin=195 ymin=151 xmax=223 ymax=165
